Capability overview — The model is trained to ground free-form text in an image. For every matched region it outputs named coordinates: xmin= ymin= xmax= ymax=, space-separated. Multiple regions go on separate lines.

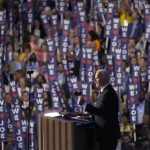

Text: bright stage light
xmin=44 ymin=112 xmax=60 ymax=117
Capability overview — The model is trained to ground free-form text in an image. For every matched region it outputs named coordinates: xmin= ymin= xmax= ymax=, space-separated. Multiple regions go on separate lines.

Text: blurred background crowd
xmin=0 ymin=0 xmax=150 ymax=149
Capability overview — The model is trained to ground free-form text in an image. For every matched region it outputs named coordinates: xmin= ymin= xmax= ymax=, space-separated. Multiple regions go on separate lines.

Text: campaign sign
xmin=27 ymin=0 xmax=33 ymax=24
xmin=5 ymin=107 xmax=13 ymax=134
xmin=104 ymin=3 xmax=115 ymax=37
xmin=132 ymin=65 xmax=141 ymax=86
xmin=73 ymin=96 xmax=83 ymax=113
xmin=96 ymin=0 xmax=105 ymax=14
xmin=148 ymin=45 xmax=150 ymax=81
xmin=29 ymin=120 xmax=36 ymax=150
xmin=0 ymin=11 xmax=6 ymax=43
xmin=21 ymin=119 xmax=28 ymax=148
xmin=19 ymin=21 xmax=23 ymax=37
xmin=74 ymin=82 xmax=90 ymax=113
xmin=0 ymin=24 xmax=6 ymax=42
xmin=77 ymin=2 xmax=87 ymax=45
xmin=68 ymin=61 xmax=75 ymax=73
xmin=58 ymin=0 xmax=67 ymax=13
xmin=50 ymin=84 xmax=60 ymax=109
xmin=80 ymin=64 xmax=86 ymax=82
xmin=78 ymin=11 xmax=87 ymax=45
xmin=144 ymin=4 xmax=150 ymax=22
xmin=0 ymin=45 xmax=4 ymax=74
xmin=61 ymin=19 xmax=70 ymax=56
xmin=0 ymin=48 xmax=5 ymax=139
xmin=53 ymin=80 xmax=64 ymax=108
xmin=7 ymin=117 xmax=13 ymax=134
xmin=0 ymin=11 xmax=6 ymax=141
xmin=9 ymin=81 xmax=18 ymax=98
xmin=77 ymin=2 xmax=85 ymax=12
xmin=27 ymin=9 xmax=33 ymax=24
xmin=113 ymin=86 xmax=121 ymax=99
xmin=71 ymin=0 xmax=77 ymax=13
xmin=41 ymin=0 xmax=47 ymax=8
xmin=128 ymin=84 xmax=138 ymax=124
xmin=144 ymin=4 xmax=150 ymax=42
xmin=81 ymin=83 xmax=90 ymax=103
xmin=80 ymin=47 xmax=87 ymax=82
xmin=86 ymin=47 xmax=94 ymax=83
xmin=133 ymin=0 xmax=139 ymax=9
xmin=10 ymin=100 xmax=25 ymax=149
xmin=81 ymin=47 xmax=87 ymax=64
xmin=35 ymin=88 xmax=44 ymax=113
xmin=41 ymin=13 xmax=50 ymax=36
xmin=61 ymin=59 xmax=70 ymax=76
xmin=0 ymin=18 xmax=6 ymax=140
xmin=21 ymin=119 xmax=36 ymax=150
xmin=46 ymin=38 xmax=57 ymax=81
xmin=0 ymin=11 xmax=5 ymax=23
xmin=93 ymin=51 xmax=100 ymax=69
xmin=140 ymin=71 xmax=148 ymax=92
xmin=47 ymin=58 xmax=56 ymax=81
xmin=21 ymin=119 xmax=27 ymax=135
xmin=114 ymin=48 xmax=122 ymax=86
xmin=51 ymin=14 xmax=59 ymax=48
xmin=80 ymin=82 xmax=90 ymax=111
xmin=121 ymin=26 xmax=128 ymax=60
xmin=93 ymin=2 xmax=98 ymax=22
xmin=0 ymin=45 xmax=3 ymax=62
xmin=145 ymin=24 xmax=150 ymax=42
xmin=9 ymin=81 xmax=25 ymax=149
xmin=0 ymin=90 xmax=6 ymax=141
xmin=106 ymin=54 xmax=115 ymax=86
xmin=18 ymin=2 xmax=22 ymax=16
xmin=69 ymin=75 xmax=80 ymax=93
xmin=131 ymin=65 xmax=141 ymax=100
xmin=109 ymin=17 xmax=120 ymax=53
xmin=18 ymin=3 xmax=23 ymax=41
xmin=7 ymin=0 xmax=13 ymax=24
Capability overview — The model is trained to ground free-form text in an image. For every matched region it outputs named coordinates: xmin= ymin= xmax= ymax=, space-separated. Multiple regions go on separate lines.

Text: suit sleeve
xmin=85 ymin=103 xmax=105 ymax=116
xmin=85 ymin=90 xmax=117 ymax=117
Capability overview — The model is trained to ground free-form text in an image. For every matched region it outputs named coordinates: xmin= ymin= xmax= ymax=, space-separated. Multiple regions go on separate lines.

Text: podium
xmin=38 ymin=113 xmax=96 ymax=150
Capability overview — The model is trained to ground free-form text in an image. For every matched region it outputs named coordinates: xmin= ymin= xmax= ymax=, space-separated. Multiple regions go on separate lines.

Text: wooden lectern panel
xmin=38 ymin=115 xmax=95 ymax=150
xmin=43 ymin=117 xmax=48 ymax=150
xmin=61 ymin=121 xmax=66 ymax=150
xmin=38 ymin=115 xmax=42 ymax=150
xmin=55 ymin=120 xmax=60 ymax=150
xmin=39 ymin=116 xmax=75 ymax=150
xmin=48 ymin=118 xmax=54 ymax=150
xmin=67 ymin=122 xmax=74 ymax=150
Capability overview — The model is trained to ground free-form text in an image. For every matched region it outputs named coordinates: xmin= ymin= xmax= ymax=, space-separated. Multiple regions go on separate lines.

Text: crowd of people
xmin=0 ymin=0 xmax=150 ymax=149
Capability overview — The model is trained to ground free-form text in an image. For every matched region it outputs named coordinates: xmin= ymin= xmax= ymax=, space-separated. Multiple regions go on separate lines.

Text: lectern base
xmin=38 ymin=114 xmax=96 ymax=150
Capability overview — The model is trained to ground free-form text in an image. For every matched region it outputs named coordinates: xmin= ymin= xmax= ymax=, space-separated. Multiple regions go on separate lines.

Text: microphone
xmin=74 ymin=91 xmax=82 ymax=96
xmin=27 ymin=71 xmax=34 ymax=75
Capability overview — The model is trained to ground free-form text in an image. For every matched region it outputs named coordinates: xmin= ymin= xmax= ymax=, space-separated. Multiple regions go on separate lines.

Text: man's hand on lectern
xmin=78 ymin=96 xmax=86 ymax=106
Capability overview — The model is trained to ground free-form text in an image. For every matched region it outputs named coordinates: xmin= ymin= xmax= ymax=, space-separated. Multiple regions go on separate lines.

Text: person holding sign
xmin=79 ymin=69 xmax=121 ymax=150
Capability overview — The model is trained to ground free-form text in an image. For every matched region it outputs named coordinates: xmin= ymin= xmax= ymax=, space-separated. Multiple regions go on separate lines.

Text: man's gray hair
xmin=96 ymin=69 xmax=110 ymax=86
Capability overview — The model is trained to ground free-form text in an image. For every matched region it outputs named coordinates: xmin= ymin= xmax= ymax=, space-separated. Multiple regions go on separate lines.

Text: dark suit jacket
xmin=85 ymin=84 xmax=121 ymax=141
xmin=136 ymin=124 xmax=150 ymax=143
xmin=128 ymin=22 xmax=144 ymax=41
xmin=3 ymin=73 xmax=14 ymax=85
xmin=145 ymin=99 xmax=150 ymax=116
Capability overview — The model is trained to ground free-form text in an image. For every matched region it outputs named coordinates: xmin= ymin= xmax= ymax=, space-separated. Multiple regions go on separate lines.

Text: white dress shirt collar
xmin=100 ymin=83 xmax=110 ymax=93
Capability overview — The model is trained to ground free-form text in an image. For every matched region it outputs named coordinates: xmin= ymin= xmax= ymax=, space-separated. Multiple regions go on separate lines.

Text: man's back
xmin=86 ymin=84 xmax=121 ymax=140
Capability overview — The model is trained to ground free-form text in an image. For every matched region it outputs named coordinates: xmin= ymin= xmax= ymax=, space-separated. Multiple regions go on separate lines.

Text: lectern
xmin=38 ymin=113 xmax=95 ymax=150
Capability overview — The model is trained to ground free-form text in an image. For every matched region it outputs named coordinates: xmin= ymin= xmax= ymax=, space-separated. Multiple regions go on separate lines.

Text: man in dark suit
xmin=3 ymin=63 xmax=14 ymax=85
xmin=128 ymin=10 xmax=143 ymax=41
xmin=79 ymin=69 xmax=121 ymax=150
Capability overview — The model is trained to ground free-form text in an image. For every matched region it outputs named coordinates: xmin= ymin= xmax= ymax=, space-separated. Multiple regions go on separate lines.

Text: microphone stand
xmin=27 ymin=71 xmax=34 ymax=150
